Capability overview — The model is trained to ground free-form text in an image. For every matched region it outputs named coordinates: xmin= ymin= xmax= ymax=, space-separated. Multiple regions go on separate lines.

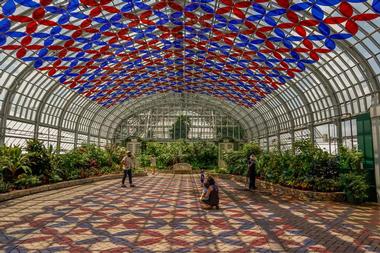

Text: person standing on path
xmin=248 ymin=154 xmax=257 ymax=190
xmin=121 ymin=151 xmax=135 ymax=188
xmin=200 ymin=169 xmax=205 ymax=185
xmin=150 ymin=155 xmax=157 ymax=175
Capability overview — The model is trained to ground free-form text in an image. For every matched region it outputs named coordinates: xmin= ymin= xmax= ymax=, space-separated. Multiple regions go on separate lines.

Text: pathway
xmin=0 ymin=174 xmax=379 ymax=252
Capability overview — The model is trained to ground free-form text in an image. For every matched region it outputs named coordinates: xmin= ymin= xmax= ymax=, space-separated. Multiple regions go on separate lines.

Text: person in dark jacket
xmin=200 ymin=176 xmax=219 ymax=210
xmin=248 ymin=154 xmax=257 ymax=190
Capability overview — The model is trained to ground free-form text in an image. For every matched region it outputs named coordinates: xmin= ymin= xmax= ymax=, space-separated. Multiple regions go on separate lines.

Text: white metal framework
xmin=0 ymin=0 xmax=378 ymax=152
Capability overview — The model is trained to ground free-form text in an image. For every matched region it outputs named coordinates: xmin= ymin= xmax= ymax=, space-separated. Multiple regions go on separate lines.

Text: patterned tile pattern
xmin=0 ymin=174 xmax=379 ymax=252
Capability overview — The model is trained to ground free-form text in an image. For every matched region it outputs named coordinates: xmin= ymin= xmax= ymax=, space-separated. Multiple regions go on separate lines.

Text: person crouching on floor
xmin=200 ymin=176 xmax=219 ymax=210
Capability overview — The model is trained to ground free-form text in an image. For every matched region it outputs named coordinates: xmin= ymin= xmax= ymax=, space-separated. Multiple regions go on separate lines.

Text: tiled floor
xmin=0 ymin=174 xmax=379 ymax=253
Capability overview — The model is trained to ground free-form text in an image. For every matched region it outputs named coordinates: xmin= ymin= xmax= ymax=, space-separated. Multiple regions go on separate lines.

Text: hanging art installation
xmin=0 ymin=0 xmax=379 ymax=107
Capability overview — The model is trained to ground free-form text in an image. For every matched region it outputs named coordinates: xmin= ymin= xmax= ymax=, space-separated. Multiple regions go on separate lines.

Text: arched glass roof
xmin=0 ymin=0 xmax=379 ymax=148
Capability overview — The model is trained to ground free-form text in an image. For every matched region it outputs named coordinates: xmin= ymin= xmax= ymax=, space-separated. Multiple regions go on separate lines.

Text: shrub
xmin=25 ymin=139 xmax=51 ymax=183
xmin=58 ymin=149 xmax=85 ymax=180
xmin=79 ymin=144 xmax=112 ymax=169
xmin=0 ymin=180 xmax=11 ymax=193
xmin=15 ymin=174 xmax=41 ymax=189
xmin=0 ymin=146 xmax=31 ymax=183
xmin=257 ymin=151 xmax=283 ymax=183
xmin=143 ymin=141 xmax=218 ymax=170
xmin=185 ymin=142 xmax=218 ymax=169
xmin=137 ymin=153 xmax=151 ymax=168
xmin=339 ymin=173 xmax=369 ymax=203
xmin=242 ymin=142 xmax=262 ymax=158
xmin=105 ymin=145 xmax=125 ymax=165
xmin=213 ymin=167 xmax=228 ymax=174
xmin=312 ymin=178 xmax=340 ymax=192
xmin=226 ymin=139 xmax=361 ymax=194
xmin=49 ymin=173 xmax=62 ymax=183
xmin=100 ymin=166 xmax=114 ymax=175
xmin=223 ymin=143 xmax=262 ymax=176
xmin=223 ymin=150 xmax=247 ymax=175
xmin=338 ymin=146 xmax=363 ymax=173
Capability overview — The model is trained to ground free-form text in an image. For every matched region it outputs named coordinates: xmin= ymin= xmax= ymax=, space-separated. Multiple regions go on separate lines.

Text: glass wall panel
xmin=342 ymin=119 xmax=358 ymax=150
xmin=280 ymin=133 xmax=292 ymax=150
xmin=314 ymin=124 xmax=338 ymax=154
xmin=268 ymin=136 xmax=278 ymax=151
xmin=114 ymin=104 xmax=245 ymax=143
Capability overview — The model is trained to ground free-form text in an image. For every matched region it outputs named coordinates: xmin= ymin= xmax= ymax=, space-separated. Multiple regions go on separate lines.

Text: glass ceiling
xmin=1 ymin=0 xmax=379 ymax=107
xmin=0 ymin=0 xmax=379 ymax=148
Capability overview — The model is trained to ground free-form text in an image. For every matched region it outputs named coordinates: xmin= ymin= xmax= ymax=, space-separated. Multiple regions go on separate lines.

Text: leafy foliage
xmin=225 ymin=139 xmax=368 ymax=197
xmin=223 ymin=142 xmax=261 ymax=176
xmin=137 ymin=153 xmax=151 ymax=167
xmin=140 ymin=141 xmax=218 ymax=169
xmin=338 ymin=146 xmax=363 ymax=173
xmin=0 ymin=142 xmax=128 ymax=193
xmin=339 ymin=173 xmax=369 ymax=203
xmin=15 ymin=174 xmax=41 ymax=189
xmin=0 ymin=179 xmax=11 ymax=193
xmin=25 ymin=139 xmax=52 ymax=183
xmin=0 ymin=146 xmax=31 ymax=182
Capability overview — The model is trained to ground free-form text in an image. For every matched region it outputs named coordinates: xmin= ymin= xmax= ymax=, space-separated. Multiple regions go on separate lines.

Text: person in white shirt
xmin=150 ymin=155 xmax=157 ymax=175
xmin=121 ymin=151 xmax=135 ymax=188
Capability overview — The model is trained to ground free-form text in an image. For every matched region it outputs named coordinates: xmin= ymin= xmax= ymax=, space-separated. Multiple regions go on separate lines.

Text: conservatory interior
xmin=0 ymin=0 xmax=379 ymax=252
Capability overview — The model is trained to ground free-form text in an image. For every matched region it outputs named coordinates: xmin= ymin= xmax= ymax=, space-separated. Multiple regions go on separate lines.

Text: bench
xmin=173 ymin=163 xmax=192 ymax=174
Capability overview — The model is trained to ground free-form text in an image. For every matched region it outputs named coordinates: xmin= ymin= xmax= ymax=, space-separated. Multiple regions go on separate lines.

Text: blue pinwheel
xmin=214 ymin=15 xmax=242 ymax=33
xmin=247 ymin=3 xmax=286 ymax=26
xmin=268 ymin=29 xmax=304 ymax=50
xmin=283 ymin=51 xmax=315 ymax=71
xmin=0 ymin=19 xmax=13 ymax=46
xmin=184 ymin=0 xmax=214 ymax=13
xmin=308 ymin=22 xmax=352 ymax=50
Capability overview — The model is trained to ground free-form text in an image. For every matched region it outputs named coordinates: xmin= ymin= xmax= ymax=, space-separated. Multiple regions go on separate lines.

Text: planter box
xmin=210 ymin=173 xmax=345 ymax=202
xmin=0 ymin=172 xmax=147 ymax=203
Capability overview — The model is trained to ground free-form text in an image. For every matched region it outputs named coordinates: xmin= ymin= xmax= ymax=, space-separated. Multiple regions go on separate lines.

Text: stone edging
xmin=0 ymin=172 xmax=147 ymax=203
xmin=210 ymin=173 xmax=346 ymax=202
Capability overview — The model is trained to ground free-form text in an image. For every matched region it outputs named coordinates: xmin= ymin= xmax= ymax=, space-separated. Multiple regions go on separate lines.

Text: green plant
xmin=105 ymin=145 xmax=125 ymax=164
xmin=338 ymin=146 xmax=363 ymax=173
xmin=223 ymin=150 xmax=247 ymax=176
xmin=137 ymin=153 xmax=151 ymax=167
xmin=49 ymin=173 xmax=63 ymax=183
xmin=0 ymin=180 xmax=11 ymax=193
xmin=312 ymin=178 xmax=340 ymax=192
xmin=0 ymin=146 xmax=31 ymax=183
xmin=100 ymin=166 xmax=115 ymax=174
xmin=213 ymin=167 xmax=228 ymax=174
xmin=25 ymin=139 xmax=51 ymax=182
xmin=185 ymin=142 xmax=218 ymax=169
xmin=133 ymin=167 xmax=146 ymax=175
xmin=242 ymin=142 xmax=262 ymax=158
xmin=58 ymin=149 xmax=86 ymax=180
xmin=15 ymin=174 xmax=41 ymax=189
xmin=222 ymin=142 xmax=263 ymax=176
xmin=339 ymin=173 xmax=369 ymax=204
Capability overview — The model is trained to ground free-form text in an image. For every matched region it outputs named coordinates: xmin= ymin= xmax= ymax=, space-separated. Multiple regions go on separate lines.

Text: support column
xmin=309 ymin=123 xmax=315 ymax=145
xmin=336 ymin=116 xmax=343 ymax=152
xmin=370 ymin=92 xmax=380 ymax=202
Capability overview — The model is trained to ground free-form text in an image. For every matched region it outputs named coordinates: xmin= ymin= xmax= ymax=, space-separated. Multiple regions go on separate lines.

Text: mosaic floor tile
xmin=0 ymin=174 xmax=379 ymax=252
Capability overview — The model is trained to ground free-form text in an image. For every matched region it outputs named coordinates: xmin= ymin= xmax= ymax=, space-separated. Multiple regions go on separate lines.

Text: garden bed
xmin=0 ymin=172 xmax=147 ymax=203
xmin=210 ymin=173 xmax=345 ymax=202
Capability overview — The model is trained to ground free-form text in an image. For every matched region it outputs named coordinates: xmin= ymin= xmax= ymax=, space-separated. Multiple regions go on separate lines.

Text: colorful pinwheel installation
xmin=0 ymin=0 xmax=379 ymax=107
